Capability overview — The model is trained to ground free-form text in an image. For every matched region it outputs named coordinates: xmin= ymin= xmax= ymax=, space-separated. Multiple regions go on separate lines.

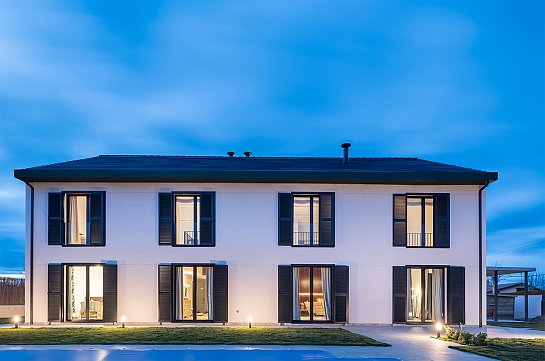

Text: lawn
xmin=488 ymin=321 xmax=545 ymax=332
xmin=450 ymin=338 xmax=545 ymax=361
xmin=0 ymin=327 xmax=390 ymax=346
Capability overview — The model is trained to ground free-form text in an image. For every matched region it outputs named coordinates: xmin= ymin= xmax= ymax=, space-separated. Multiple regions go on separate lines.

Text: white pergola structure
xmin=487 ymin=266 xmax=536 ymax=322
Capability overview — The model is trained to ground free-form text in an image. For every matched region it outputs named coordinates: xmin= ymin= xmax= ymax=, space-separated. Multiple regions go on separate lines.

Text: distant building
xmin=14 ymin=145 xmax=497 ymax=326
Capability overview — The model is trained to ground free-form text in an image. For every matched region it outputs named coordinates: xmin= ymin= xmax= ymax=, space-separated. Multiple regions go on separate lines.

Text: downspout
xmin=478 ymin=181 xmax=490 ymax=328
xmin=24 ymin=181 xmax=34 ymax=325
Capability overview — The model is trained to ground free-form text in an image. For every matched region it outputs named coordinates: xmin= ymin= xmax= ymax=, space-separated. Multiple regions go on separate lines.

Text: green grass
xmin=488 ymin=321 xmax=545 ymax=332
xmin=0 ymin=327 xmax=390 ymax=346
xmin=450 ymin=338 xmax=545 ymax=361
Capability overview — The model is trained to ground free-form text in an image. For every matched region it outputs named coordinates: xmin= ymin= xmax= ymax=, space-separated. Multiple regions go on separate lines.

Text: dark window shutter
xmin=89 ymin=192 xmax=105 ymax=245
xmin=278 ymin=265 xmax=292 ymax=323
xmin=434 ymin=194 xmax=450 ymax=247
xmin=213 ymin=264 xmax=228 ymax=322
xmin=447 ymin=266 xmax=465 ymax=324
xmin=393 ymin=266 xmax=407 ymax=323
xmin=158 ymin=265 xmax=172 ymax=322
xmin=48 ymin=264 xmax=62 ymax=322
xmin=48 ymin=193 xmax=62 ymax=245
xmin=319 ymin=193 xmax=335 ymax=247
xmin=278 ymin=194 xmax=293 ymax=246
xmin=158 ymin=193 xmax=172 ymax=245
xmin=200 ymin=192 xmax=215 ymax=246
xmin=333 ymin=265 xmax=349 ymax=323
xmin=393 ymin=195 xmax=407 ymax=247
xmin=102 ymin=264 xmax=117 ymax=322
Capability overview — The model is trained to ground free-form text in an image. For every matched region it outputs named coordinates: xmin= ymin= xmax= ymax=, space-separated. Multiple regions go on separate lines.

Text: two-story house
xmin=14 ymin=145 xmax=497 ymax=326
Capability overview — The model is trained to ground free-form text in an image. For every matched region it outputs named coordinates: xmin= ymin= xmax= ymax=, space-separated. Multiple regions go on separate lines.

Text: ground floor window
xmin=293 ymin=266 xmax=331 ymax=321
xmin=278 ymin=264 xmax=348 ymax=324
xmin=67 ymin=265 xmax=104 ymax=321
xmin=407 ymin=267 xmax=444 ymax=323
xmin=175 ymin=266 xmax=213 ymax=321
xmin=158 ymin=264 xmax=228 ymax=323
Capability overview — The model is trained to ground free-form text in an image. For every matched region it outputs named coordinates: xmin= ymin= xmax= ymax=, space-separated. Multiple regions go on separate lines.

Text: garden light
xmin=121 ymin=315 xmax=126 ymax=328
xmin=14 ymin=316 xmax=19 ymax=329
xmin=248 ymin=316 xmax=252 ymax=328
xmin=436 ymin=322 xmax=442 ymax=338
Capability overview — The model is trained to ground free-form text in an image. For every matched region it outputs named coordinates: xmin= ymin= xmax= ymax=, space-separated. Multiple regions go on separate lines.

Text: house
xmin=14 ymin=144 xmax=498 ymax=326
xmin=486 ymin=282 xmax=539 ymax=295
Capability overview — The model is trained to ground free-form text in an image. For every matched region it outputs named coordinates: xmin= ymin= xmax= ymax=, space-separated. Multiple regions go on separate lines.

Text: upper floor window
xmin=158 ymin=192 xmax=215 ymax=246
xmin=47 ymin=192 xmax=106 ymax=246
xmin=278 ymin=193 xmax=334 ymax=247
xmin=393 ymin=194 xmax=449 ymax=248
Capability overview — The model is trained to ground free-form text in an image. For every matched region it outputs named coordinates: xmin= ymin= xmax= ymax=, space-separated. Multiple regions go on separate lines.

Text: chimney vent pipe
xmin=244 ymin=151 xmax=252 ymax=157
xmin=341 ymin=143 xmax=351 ymax=163
xmin=227 ymin=152 xmax=235 ymax=157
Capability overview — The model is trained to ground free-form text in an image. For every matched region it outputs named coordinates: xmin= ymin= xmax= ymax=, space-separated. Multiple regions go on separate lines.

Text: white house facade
xmin=14 ymin=146 xmax=497 ymax=326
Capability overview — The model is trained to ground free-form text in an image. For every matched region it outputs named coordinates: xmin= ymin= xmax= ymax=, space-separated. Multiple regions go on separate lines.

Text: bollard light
xmin=248 ymin=316 xmax=252 ymax=329
xmin=14 ymin=316 xmax=19 ymax=329
xmin=436 ymin=322 xmax=442 ymax=338
xmin=121 ymin=315 xmax=126 ymax=328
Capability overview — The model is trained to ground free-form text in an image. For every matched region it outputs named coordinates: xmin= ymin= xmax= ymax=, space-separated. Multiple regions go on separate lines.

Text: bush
xmin=443 ymin=325 xmax=486 ymax=346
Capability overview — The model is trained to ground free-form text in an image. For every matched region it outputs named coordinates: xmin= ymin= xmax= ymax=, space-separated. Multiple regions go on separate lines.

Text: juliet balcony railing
xmin=181 ymin=231 xmax=200 ymax=245
xmin=407 ymin=232 xmax=433 ymax=247
xmin=293 ymin=232 xmax=320 ymax=245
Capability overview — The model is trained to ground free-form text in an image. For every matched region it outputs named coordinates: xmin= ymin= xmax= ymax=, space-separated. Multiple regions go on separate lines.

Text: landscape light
xmin=14 ymin=316 xmax=19 ymax=329
xmin=121 ymin=315 xmax=126 ymax=328
xmin=436 ymin=322 xmax=442 ymax=338
xmin=248 ymin=316 xmax=252 ymax=328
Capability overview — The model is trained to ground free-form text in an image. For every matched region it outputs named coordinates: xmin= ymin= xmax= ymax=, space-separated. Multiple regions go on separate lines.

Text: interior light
xmin=248 ymin=316 xmax=252 ymax=328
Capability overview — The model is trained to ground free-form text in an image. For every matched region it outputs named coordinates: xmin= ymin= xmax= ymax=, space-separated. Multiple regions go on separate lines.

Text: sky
xmin=0 ymin=1 xmax=544 ymax=281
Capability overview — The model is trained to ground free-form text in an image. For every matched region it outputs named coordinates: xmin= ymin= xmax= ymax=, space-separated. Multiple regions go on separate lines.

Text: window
xmin=278 ymin=265 xmax=348 ymax=323
xmin=158 ymin=264 xmax=228 ymax=323
xmin=393 ymin=194 xmax=449 ymax=248
xmin=47 ymin=192 xmax=106 ymax=246
xmin=278 ymin=193 xmax=334 ymax=247
xmin=392 ymin=265 xmax=465 ymax=324
xmin=47 ymin=263 xmax=117 ymax=323
xmin=158 ymin=192 xmax=215 ymax=246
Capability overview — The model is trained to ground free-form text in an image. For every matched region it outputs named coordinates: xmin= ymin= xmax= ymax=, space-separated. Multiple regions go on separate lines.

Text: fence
xmin=0 ymin=277 xmax=25 ymax=305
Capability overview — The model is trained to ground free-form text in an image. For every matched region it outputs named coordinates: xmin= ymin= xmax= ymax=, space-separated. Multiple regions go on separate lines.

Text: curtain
xmin=321 ymin=268 xmax=331 ymax=321
xmin=432 ymin=269 xmax=444 ymax=322
xmin=69 ymin=196 xmax=79 ymax=244
xmin=207 ymin=267 xmax=213 ymax=320
xmin=407 ymin=269 xmax=413 ymax=320
xmin=175 ymin=267 xmax=182 ymax=320
xmin=293 ymin=268 xmax=300 ymax=320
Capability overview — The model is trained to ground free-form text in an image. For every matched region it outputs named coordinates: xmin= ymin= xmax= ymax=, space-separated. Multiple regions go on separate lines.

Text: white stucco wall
xmin=25 ymin=182 xmax=485 ymax=325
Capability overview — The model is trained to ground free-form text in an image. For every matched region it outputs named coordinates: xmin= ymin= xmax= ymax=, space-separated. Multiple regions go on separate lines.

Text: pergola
xmin=487 ymin=266 xmax=536 ymax=322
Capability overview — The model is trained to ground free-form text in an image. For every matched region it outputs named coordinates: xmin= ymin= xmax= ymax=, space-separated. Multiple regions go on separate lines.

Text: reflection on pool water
xmin=0 ymin=349 xmax=400 ymax=361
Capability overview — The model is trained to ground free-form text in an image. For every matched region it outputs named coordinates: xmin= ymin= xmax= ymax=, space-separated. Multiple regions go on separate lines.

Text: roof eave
xmin=14 ymin=169 xmax=498 ymax=185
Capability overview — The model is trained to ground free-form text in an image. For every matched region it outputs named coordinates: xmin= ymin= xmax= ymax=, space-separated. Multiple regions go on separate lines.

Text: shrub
xmin=474 ymin=332 xmax=487 ymax=346
xmin=443 ymin=325 xmax=487 ymax=346
xmin=457 ymin=330 xmax=474 ymax=345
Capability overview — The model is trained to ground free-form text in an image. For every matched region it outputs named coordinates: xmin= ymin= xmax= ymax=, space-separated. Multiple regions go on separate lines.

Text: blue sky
xmin=0 ymin=1 xmax=544 ymax=280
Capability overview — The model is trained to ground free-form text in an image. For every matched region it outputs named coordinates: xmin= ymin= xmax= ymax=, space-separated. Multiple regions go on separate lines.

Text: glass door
xmin=293 ymin=266 xmax=331 ymax=322
xmin=407 ymin=267 xmax=444 ymax=323
xmin=67 ymin=265 xmax=103 ymax=321
xmin=175 ymin=266 xmax=213 ymax=321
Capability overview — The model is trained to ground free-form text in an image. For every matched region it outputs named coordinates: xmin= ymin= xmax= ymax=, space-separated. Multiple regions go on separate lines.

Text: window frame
xmin=278 ymin=192 xmax=335 ymax=247
xmin=291 ymin=264 xmax=334 ymax=323
xmin=393 ymin=193 xmax=450 ymax=249
xmin=159 ymin=191 xmax=216 ymax=247
xmin=171 ymin=263 xmax=215 ymax=323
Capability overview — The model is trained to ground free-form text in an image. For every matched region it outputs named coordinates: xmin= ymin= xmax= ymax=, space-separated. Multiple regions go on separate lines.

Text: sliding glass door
xmin=293 ymin=266 xmax=331 ymax=321
xmin=407 ymin=267 xmax=444 ymax=323
xmin=66 ymin=265 xmax=103 ymax=321
xmin=175 ymin=266 xmax=213 ymax=321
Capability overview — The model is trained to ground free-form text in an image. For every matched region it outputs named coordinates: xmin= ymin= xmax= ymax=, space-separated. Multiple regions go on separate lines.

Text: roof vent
xmin=227 ymin=152 xmax=235 ymax=157
xmin=243 ymin=151 xmax=252 ymax=157
xmin=341 ymin=143 xmax=351 ymax=164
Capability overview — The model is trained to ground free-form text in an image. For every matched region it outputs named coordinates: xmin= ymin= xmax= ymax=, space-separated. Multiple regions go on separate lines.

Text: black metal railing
xmin=407 ymin=232 xmax=433 ymax=247
xmin=293 ymin=232 xmax=320 ymax=245
xmin=182 ymin=231 xmax=199 ymax=245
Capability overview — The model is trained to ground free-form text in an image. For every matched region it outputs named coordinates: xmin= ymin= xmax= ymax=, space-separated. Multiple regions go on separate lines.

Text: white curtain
xmin=407 ymin=270 xmax=413 ymax=320
xmin=69 ymin=196 xmax=79 ymax=244
xmin=293 ymin=268 xmax=300 ymax=320
xmin=321 ymin=268 xmax=331 ymax=321
xmin=432 ymin=269 xmax=444 ymax=322
xmin=207 ymin=268 xmax=213 ymax=320
xmin=175 ymin=267 xmax=182 ymax=320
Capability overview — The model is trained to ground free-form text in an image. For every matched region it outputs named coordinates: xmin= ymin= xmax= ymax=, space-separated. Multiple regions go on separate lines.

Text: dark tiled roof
xmin=14 ymin=155 xmax=498 ymax=184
